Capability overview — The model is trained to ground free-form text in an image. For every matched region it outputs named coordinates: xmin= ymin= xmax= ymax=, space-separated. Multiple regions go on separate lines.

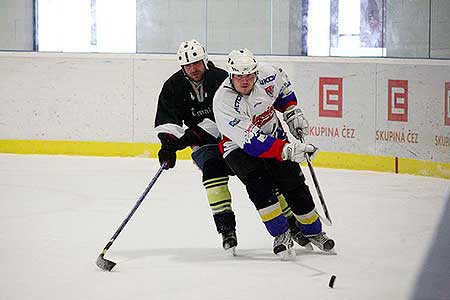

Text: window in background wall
xmin=307 ymin=0 xmax=331 ymax=56
xmin=37 ymin=0 xmax=136 ymax=52
xmin=306 ymin=0 xmax=385 ymax=57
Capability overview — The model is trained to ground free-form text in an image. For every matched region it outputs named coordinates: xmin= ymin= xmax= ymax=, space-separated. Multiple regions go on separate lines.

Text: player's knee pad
xmin=282 ymin=181 xmax=315 ymax=215
xmin=244 ymin=172 xmax=278 ymax=209
xmin=202 ymin=159 xmax=233 ymax=216
xmin=203 ymin=176 xmax=232 ymax=215
xmin=245 ymin=173 xmax=289 ymax=237
xmin=294 ymin=209 xmax=322 ymax=236
xmin=191 ymin=145 xmax=223 ymax=171
xmin=275 ymin=189 xmax=293 ymax=219
xmin=258 ymin=202 xmax=289 ymax=237
xmin=202 ymin=158 xmax=232 ymax=181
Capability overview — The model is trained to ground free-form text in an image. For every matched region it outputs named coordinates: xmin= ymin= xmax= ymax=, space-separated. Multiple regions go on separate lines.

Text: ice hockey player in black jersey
xmin=213 ymin=48 xmax=336 ymax=260
xmin=155 ymin=39 xmax=238 ymax=252
xmin=155 ymin=40 xmax=311 ymax=254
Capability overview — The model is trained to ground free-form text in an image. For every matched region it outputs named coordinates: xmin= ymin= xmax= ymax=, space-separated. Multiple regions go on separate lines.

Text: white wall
xmin=0 ymin=52 xmax=449 ymax=163
xmin=431 ymin=0 xmax=450 ymax=58
xmin=136 ymin=0 xmax=284 ymax=54
xmin=0 ymin=0 xmax=34 ymax=50
xmin=386 ymin=0 xmax=450 ymax=58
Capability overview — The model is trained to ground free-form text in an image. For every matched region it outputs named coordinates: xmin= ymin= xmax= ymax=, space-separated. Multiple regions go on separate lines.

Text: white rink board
xmin=0 ymin=52 xmax=449 ymax=162
xmin=0 ymin=54 xmax=135 ymax=141
xmin=374 ymin=64 xmax=450 ymax=161
xmin=133 ymin=55 xmax=180 ymax=142
xmin=285 ymin=61 xmax=378 ymax=155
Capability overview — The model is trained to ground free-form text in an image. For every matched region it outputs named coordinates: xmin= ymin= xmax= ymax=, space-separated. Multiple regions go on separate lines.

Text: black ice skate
xmin=306 ymin=232 xmax=335 ymax=253
xmin=291 ymin=230 xmax=314 ymax=251
xmin=273 ymin=231 xmax=295 ymax=261
xmin=287 ymin=216 xmax=313 ymax=250
xmin=222 ymin=230 xmax=237 ymax=255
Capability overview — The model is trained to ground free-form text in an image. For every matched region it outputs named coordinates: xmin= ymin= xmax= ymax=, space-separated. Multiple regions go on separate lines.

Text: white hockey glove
xmin=281 ymin=141 xmax=318 ymax=163
xmin=283 ymin=107 xmax=309 ymax=140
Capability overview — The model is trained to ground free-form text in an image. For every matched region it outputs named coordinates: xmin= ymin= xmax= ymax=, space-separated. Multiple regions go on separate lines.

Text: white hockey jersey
xmin=213 ymin=64 xmax=299 ymax=160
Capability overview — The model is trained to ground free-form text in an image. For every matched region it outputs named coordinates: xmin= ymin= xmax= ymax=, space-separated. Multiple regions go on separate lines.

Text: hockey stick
xmin=299 ymin=134 xmax=333 ymax=226
xmin=95 ymin=162 xmax=167 ymax=271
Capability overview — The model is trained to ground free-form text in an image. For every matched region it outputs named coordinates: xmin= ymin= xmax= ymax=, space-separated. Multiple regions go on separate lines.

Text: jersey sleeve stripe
xmin=274 ymin=92 xmax=297 ymax=112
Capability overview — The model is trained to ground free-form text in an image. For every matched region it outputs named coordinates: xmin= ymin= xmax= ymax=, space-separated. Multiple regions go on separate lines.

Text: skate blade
xmin=277 ymin=248 xmax=296 ymax=261
xmin=226 ymin=246 xmax=237 ymax=256
xmin=304 ymin=243 xmax=313 ymax=251
xmin=325 ymin=248 xmax=337 ymax=255
xmin=311 ymin=245 xmax=337 ymax=255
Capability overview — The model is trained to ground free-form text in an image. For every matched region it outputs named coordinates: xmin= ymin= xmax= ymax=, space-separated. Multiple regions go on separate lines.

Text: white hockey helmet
xmin=226 ymin=48 xmax=258 ymax=75
xmin=177 ymin=39 xmax=208 ymax=69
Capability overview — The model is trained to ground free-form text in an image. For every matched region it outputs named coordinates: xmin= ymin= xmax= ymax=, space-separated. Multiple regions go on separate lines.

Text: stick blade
xmin=318 ymin=213 xmax=333 ymax=226
xmin=323 ymin=217 xmax=333 ymax=226
xmin=96 ymin=254 xmax=116 ymax=271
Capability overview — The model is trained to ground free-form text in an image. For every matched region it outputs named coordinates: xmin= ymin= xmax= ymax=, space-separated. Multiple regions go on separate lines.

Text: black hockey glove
xmin=178 ymin=126 xmax=219 ymax=150
xmin=157 ymin=133 xmax=179 ymax=169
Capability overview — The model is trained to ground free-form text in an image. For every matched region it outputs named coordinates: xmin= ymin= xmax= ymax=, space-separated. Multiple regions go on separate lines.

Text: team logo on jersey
xmin=280 ymin=81 xmax=291 ymax=96
xmin=229 ymin=118 xmax=241 ymax=127
xmin=252 ymin=106 xmax=275 ymax=128
xmin=259 ymin=74 xmax=276 ymax=85
xmin=265 ymin=85 xmax=274 ymax=97
xmin=191 ymin=107 xmax=212 ymax=117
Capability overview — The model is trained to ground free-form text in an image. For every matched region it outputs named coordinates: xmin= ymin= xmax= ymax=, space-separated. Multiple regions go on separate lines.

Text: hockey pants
xmin=225 ymin=148 xmax=322 ymax=237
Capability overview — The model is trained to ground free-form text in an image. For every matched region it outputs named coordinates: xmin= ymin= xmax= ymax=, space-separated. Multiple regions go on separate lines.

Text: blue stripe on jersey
xmin=242 ymin=132 xmax=277 ymax=157
xmin=274 ymin=92 xmax=297 ymax=112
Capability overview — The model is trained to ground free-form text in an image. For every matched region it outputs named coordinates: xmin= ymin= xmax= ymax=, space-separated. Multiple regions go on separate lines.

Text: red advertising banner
xmin=388 ymin=79 xmax=408 ymax=122
xmin=319 ymin=77 xmax=343 ymax=118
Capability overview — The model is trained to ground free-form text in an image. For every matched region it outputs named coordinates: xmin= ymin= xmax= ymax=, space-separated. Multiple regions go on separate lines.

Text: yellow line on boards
xmin=0 ymin=139 xmax=448 ymax=179
xmin=0 ymin=139 xmax=192 ymax=160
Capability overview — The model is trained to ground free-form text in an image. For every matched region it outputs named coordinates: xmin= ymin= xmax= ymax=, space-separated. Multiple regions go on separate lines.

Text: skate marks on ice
xmin=2 ymin=155 xmax=449 ymax=300
xmin=106 ymin=246 xmax=332 ymax=276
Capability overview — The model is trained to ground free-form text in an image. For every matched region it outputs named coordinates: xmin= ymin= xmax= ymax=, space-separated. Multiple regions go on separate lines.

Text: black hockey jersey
xmin=154 ymin=61 xmax=228 ymax=142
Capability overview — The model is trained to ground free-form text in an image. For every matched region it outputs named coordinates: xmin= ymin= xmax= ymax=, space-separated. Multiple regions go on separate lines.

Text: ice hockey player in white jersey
xmin=155 ymin=40 xmax=309 ymax=255
xmin=213 ymin=48 xmax=335 ymax=260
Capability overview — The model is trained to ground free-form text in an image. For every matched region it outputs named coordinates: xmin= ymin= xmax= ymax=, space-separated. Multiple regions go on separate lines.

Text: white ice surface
xmin=0 ymin=154 xmax=448 ymax=300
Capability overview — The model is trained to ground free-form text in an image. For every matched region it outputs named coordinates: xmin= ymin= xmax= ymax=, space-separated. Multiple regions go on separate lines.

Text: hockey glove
xmin=283 ymin=107 xmax=309 ymax=140
xmin=281 ymin=141 xmax=318 ymax=163
xmin=157 ymin=133 xmax=179 ymax=169
xmin=178 ymin=126 xmax=219 ymax=150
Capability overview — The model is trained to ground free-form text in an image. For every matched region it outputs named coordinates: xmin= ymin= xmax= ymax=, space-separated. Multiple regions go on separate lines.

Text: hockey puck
xmin=329 ymin=275 xmax=336 ymax=288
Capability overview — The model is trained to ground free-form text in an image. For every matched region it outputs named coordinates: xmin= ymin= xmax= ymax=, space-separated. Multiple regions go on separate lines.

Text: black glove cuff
xmin=178 ymin=132 xmax=193 ymax=150
xmin=157 ymin=133 xmax=179 ymax=151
